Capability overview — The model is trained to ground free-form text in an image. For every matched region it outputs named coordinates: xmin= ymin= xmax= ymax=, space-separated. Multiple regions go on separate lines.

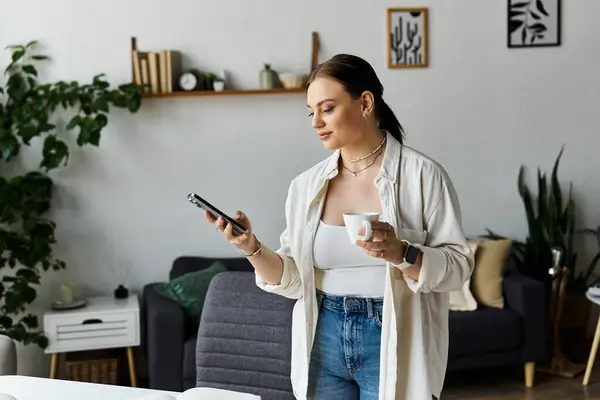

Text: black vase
xmin=114 ymin=284 xmax=129 ymax=299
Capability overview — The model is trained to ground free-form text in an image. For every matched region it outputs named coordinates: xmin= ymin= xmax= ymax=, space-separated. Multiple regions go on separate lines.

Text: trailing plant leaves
xmin=0 ymin=40 xmax=144 ymax=348
xmin=0 ymin=134 xmax=20 ymax=161
xmin=41 ymin=135 xmax=69 ymax=170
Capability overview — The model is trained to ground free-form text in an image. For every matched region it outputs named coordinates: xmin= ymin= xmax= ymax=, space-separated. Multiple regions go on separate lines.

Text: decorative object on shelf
xmin=179 ymin=71 xmax=198 ymax=91
xmin=114 ymin=284 xmax=129 ymax=299
xmin=212 ymin=76 xmax=225 ymax=91
xmin=279 ymin=72 xmax=308 ymax=89
xmin=131 ymin=32 xmax=319 ymax=98
xmin=259 ymin=64 xmax=281 ymax=89
xmin=144 ymin=87 xmax=305 ymax=99
xmin=131 ymin=37 xmax=182 ymax=95
xmin=508 ymin=0 xmax=561 ymax=48
xmin=0 ymin=40 xmax=143 ymax=349
xmin=386 ymin=8 xmax=429 ymax=69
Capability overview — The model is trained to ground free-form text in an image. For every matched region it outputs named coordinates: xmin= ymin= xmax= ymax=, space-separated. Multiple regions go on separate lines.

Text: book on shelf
xmin=132 ymin=49 xmax=182 ymax=94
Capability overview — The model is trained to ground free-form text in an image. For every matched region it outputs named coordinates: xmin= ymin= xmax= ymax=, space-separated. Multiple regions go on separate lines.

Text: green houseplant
xmin=485 ymin=146 xmax=589 ymax=292
xmin=0 ymin=40 xmax=143 ymax=348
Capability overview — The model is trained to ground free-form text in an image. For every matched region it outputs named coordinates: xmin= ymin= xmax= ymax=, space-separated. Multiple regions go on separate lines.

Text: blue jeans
xmin=307 ymin=291 xmax=383 ymax=400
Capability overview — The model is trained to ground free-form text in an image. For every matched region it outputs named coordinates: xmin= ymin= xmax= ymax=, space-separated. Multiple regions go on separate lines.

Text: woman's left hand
xmin=355 ymin=221 xmax=405 ymax=265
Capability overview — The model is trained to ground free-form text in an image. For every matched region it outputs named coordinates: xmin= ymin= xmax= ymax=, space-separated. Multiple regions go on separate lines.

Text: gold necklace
xmin=340 ymin=135 xmax=386 ymax=163
xmin=341 ymin=150 xmax=382 ymax=177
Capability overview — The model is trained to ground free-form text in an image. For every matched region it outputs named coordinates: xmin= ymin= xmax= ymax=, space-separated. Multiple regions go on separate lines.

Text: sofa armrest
xmin=143 ymin=283 xmax=186 ymax=391
xmin=503 ymin=272 xmax=547 ymax=362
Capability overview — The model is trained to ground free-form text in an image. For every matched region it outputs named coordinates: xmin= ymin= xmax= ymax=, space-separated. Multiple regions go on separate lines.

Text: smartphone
xmin=187 ymin=192 xmax=248 ymax=236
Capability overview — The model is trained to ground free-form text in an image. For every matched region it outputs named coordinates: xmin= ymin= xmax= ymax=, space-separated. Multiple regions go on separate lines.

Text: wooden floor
xmin=442 ymin=365 xmax=600 ymax=399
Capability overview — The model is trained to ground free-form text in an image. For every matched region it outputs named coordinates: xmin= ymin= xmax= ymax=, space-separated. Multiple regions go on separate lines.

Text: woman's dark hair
xmin=307 ymin=54 xmax=405 ymax=144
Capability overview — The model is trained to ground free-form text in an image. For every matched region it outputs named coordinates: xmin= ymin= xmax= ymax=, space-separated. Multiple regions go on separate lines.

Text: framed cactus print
xmin=386 ymin=7 xmax=429 ymax=69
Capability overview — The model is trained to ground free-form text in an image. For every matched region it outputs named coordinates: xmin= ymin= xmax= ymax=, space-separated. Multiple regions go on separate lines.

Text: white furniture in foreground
xmin=0 ymin=376 xmax=261 ymax=400
xmin=43 ymin=295 xmax=140 ymax=386
xmin=0 ymin=375 xmax=178 ymax=400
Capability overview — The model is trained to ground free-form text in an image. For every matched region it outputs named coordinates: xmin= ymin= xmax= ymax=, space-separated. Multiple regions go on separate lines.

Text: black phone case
xmin=187 ymin=192 xmax=248 ymax=235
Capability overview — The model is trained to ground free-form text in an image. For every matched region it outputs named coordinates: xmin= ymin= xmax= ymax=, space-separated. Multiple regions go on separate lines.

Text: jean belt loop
xmin=367 ymin=298 xmax=373 ymax=318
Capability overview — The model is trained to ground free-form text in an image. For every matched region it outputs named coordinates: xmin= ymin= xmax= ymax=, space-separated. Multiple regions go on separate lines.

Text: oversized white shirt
xmin=255 ymin=131 xmax=474 ymax=400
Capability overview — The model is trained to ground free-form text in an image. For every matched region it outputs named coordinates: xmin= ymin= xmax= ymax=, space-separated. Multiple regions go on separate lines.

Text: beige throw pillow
xmin=449 ymin=241 xmax=478 ymax=311
xmin=470 ymin=238 xmax=512 ymax=308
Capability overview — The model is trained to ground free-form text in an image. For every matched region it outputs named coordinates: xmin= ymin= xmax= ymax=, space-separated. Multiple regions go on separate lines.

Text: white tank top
xmin=313 ymin=219 xmax=386 ymax=298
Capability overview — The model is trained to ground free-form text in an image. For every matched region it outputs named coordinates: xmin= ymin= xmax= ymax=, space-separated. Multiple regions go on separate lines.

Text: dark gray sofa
xmin=143 ymin=255 xmax=547 ymax=394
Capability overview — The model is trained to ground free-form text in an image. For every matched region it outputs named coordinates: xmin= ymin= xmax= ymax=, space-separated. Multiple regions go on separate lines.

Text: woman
xmin=206 ymin=54 xmax=474 ymax=400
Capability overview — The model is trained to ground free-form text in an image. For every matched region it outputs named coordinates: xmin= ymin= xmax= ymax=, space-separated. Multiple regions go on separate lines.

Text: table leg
xmin=49 ymin=353 xmax=58 ymax=379
xmin=583 ymin=315 xmax=600 ymax=385
xmin=127 ymin=347 xmax=137 ymax=387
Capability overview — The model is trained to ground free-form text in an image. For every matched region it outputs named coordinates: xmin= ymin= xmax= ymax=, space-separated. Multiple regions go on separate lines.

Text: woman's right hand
xmin=204 ymin=210 xmax=257 ymax=254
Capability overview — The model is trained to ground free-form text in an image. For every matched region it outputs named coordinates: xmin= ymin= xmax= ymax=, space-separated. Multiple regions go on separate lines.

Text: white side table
xmin=43 ymin=295 xmax=140 ymax=386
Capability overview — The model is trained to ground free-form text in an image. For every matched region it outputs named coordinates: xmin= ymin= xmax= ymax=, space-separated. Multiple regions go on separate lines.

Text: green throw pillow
xmin=154 ymin=261 xmax=227 ymax=318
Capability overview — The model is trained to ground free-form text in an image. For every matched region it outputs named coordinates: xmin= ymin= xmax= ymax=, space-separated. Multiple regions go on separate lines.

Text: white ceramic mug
xmin=343 ymin=212 xmax=381 ymax=243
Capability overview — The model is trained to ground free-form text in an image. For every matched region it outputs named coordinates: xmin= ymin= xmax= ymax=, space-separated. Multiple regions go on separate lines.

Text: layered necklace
xmin=340 ymin=135 xmax=386 ymax=177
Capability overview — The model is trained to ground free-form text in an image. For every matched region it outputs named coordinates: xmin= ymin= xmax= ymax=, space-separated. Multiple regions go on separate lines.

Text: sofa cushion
xmin=154 ymin=261 xmax=227 ymax=320
xmin=449 ymin=308 xmax=522 ymax=358
xmin=470 ymin=239 xmax=512 ymax=308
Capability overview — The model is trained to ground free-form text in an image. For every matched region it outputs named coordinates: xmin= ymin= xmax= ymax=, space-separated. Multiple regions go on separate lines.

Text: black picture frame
xmin=508 ymin=0 xmax=562 ymax=48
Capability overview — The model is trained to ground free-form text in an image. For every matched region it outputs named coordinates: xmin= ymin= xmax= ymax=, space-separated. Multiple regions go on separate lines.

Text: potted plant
xmin=0 ymin=40 xmax=143 ymax=348
xmin=485 ymin=146 xmax=578 ymax=288
xmin=484 ymin=146 xmax=600 ymax=360
xmin=212 ymin=76 xmax=225 ymax=91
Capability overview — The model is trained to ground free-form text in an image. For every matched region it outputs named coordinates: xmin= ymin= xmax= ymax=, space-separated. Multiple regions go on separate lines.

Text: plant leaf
xmin=11 ymin=51 xmax=25 ymax=63
xmin=22 ymin=65 xmax=37 ymax=77
xmin=41 ymin=136 xmax=69 ymax=170
xmin=536 ymin=0 xmax=550 ymax=16
xmin=528 ymin=23 xmax=547 ymax=33
xmin=510 ymin=19 xmax=525 ymax=34
xmin=511 ymin=1 xmax=530 ymax=9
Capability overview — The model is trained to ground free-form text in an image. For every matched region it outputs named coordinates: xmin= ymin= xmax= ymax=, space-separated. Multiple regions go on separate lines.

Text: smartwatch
xmin=403 ymin=242 xmax=420 ymax=265
xmin=392 ymin=240 xmax=420 ymax=269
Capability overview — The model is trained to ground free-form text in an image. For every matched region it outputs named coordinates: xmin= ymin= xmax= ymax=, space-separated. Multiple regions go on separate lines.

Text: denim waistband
xmin=317 ymin=290 xmax=384 ymax=316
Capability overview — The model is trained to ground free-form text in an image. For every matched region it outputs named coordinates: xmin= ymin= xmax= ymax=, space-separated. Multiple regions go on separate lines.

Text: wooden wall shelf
xmin=131 ymin=32 xmax=319 ymax=99
xmin=142 ymin=87 xmax=305 ymax=99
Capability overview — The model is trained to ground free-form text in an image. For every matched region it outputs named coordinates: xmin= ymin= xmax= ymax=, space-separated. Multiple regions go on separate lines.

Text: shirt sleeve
xmin=403 ymin=173 xmax=475 ymax=294
xmin=255 ymin=182 xmax=303 ymax=299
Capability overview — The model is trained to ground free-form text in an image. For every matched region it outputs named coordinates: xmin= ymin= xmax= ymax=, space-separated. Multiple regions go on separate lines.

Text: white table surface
xmin=586 ymin=290 xmax=600 ymax=306
xmin=44 ymin=295 xmax=139 ymax=317
xmin=0 ymin=375 xmax=180 ymax=400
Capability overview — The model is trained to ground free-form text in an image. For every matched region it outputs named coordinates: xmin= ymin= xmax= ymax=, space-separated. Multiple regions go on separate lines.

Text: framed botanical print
xmin=508 ymin=0 xmax=562 ymax=48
